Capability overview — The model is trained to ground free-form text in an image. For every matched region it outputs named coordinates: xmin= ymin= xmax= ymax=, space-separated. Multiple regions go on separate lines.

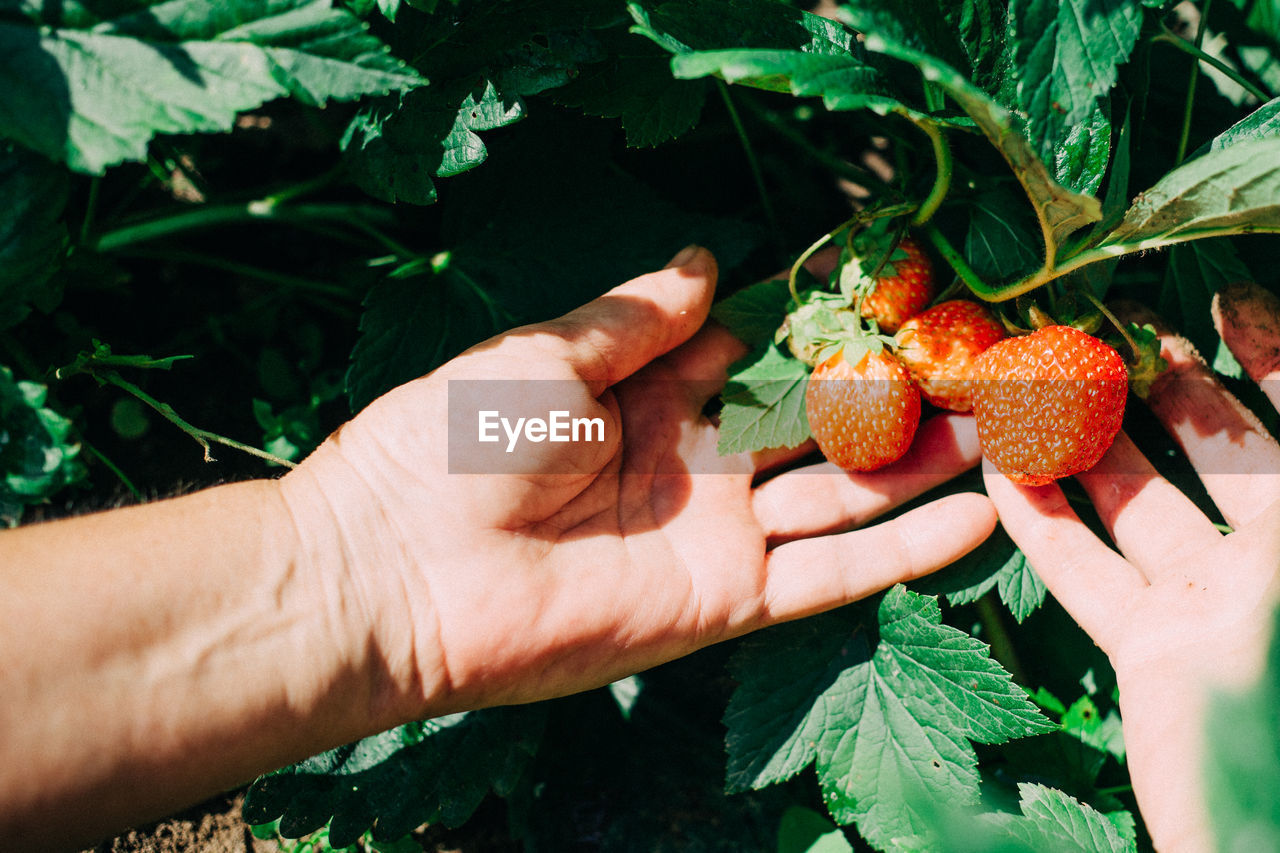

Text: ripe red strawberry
xmin=972 ymin=326 xmax=1128 ymax=486
xmin=858 ymin=236 xmax=935 ymax=333
xmin=896 ymin=300 xmax=1006 ymax=411
xmin=805 ymin=347 xmax=921 ymax=471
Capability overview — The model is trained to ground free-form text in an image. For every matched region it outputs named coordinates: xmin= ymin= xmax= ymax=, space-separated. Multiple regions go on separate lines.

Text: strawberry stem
xmin=787 ymin=203 xmax=919 ymax=306
xmin=787 ymin=224 xmax=844 ymax=306
xmin=1080 ymin=289 xmax=1141 ymax=361
xmin=909 ymin=119 xmax=952 ymax=227
xmin=923 ymin=224 xmax=990 ymax=298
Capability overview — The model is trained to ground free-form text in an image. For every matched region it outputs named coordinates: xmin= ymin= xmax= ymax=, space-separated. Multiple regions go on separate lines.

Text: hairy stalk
xmin=909 ymin=119 xmax=951 ymax=226
xmin=923 ymin=224 xmax=988 ymax=296
xmin=96 ymin=371 xmax=296 ymax=469
xmin=786 ymin=202 xmax=919 ymax=305
xmin=788 ymin=226 xmax=844 ymax=305
xmin=975 ymin=223 xmax=1280 ymax=302
xmin=1080 ymin=290 xmax=1140 ymax=359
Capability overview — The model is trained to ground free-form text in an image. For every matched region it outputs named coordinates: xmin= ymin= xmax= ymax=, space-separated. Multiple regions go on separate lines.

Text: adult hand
xmin=284 ymin=245 xmax=998 ymax=724
xmin=984 ymin=282 xmax=1280 ymax=853
xmin=0 ymin=246 xmax=998 ymax=849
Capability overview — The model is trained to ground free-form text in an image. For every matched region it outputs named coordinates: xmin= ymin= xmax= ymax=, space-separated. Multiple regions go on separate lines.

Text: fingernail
xmin=665 ymin=244 xmax=700 ymax=269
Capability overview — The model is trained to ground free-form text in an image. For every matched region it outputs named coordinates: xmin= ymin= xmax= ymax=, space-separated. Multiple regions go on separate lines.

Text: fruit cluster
xmin=787 ymin=235 xmax=1130 ymax=485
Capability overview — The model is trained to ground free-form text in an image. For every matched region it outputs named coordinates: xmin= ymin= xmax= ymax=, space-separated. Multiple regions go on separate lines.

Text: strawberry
xmin=972 ymin=325 xmax=1128 ymax=486
xmin=805 ymin=347 xmax=921 ymax=471
xmin=857 ymin=235 xmax=935 ymax=333
xmin=896 ymin=300 xmax=1006 ymax=411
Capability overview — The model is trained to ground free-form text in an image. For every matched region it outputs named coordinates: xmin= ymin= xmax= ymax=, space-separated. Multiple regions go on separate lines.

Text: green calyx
xmin=1119 ymin=323 xmax=1169 ymax=399
xmin=777 ymin=289 xmax=893 ymax=369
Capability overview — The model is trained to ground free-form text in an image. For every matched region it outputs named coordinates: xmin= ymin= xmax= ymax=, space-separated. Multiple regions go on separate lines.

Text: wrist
xmin=277 ymin=438 xmax=443 ymax=730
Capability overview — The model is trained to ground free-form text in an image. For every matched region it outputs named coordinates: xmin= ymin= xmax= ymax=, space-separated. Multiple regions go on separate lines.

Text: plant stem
xmin=1154 ymin=26 xmax=1270 ymax=104
xmin=785 ymin=202 xmax=919 ymax=304
xmin=113 ymin=248 xmax=356 ymax=300
xmin=909 ymin=119 xmax=952 ymax=226
xmin=717 ymin=82 xmax=781 ymax=248
xmin=923 ymin=224 xmax=989 ymax=296
xmin=1080 ymin=289 xmax=1141 ymax=359
xmin=260 ymin=165 xmax=346 ymax=207
xmin=79 ymin=178 xmax=101 ymax=245
xmin=1096 ymin=784 xmax=1135 ymax=796
xmin=1175 ymin=0 xmax=1213 ymax=165
xmin=736 ymin=98 xmax=898 ymax=196
xmin=101 ymin=371 xmax=297 ymax=469
xmin=82 ymin=440 xmax=145 ymax=503
xmin=976 ymin=223 xmax=1280 ymax=302
xmin=94 ymin=202 xmax=397 ymax=253
xmin=977 ymin=593 xmax=1026 ymax=684
xmin=788 ymin=227 xmax=843 ymax=305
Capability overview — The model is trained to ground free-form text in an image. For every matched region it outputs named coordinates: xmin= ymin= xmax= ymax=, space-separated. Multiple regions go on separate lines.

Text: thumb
xmin=527 ymin=246 xmax=718 ymax=393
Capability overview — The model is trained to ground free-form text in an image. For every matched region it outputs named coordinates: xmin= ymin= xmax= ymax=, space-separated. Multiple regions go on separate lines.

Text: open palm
xmin=282 ymin=247 xmax=998 ymax=723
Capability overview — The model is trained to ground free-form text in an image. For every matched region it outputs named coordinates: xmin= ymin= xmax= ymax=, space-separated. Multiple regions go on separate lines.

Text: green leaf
xmin=724 ymin=587 xmax=1054 ymax=849
xmin=834 ymin=0 xmax=973 ymax=76
xmin=1102 ymin=137 xmax=1280 ymax=246
xmin=552 ymin=28 xmax=707 ymax=147
xmin=346 ymin=123 xmax=756 ymax=411
xmin=670 ymin=49 xmax=896 ymax=112
xmin=844 ymin=9 xmax=1103 ymax=274
xmin=1211 ymin=95 xmax=1280 ymax=150
xmin=0 ymin=0 xmax=422 ymax=174
xmin=344 ymin=78 xmax=524 ymax=205
xmin=981 ymin=784 xmax=1137 ymax=852
xmin=716 ymin=344 xmax=810 ymax=456
xmin=0 ymin=365 xmax=85 ymax=526
xmin=964 ymin=190 xmax=1043 ymax=283
xmin=711 ymin=278 xmax=792 ymax=350
xmin=944 ymin=0 xmax=1007 ymax=92
xmin=1052 ymin=101 xmax=1111 ymax=196
xmin=777 ymin=806 xmax=854 ymax=853
xmin=1204 ymin=601 xmax=1280 ymax=851
xmin=345 ymin=260 xmax=514 ymax=413
xmin=913 ymin=527 xmax=1046 ymax=623
xmin=1061 ymin=695 xmax=1126 ymax=762
xmin=629 ymin=0 xmax=851 ymax=55
xmin=243 ymin=707 xmax=546 ymax=848
xmin=1008 ymin=0 xmax=1142 ymax=171
xmin=0 ymin=144 xmax=69 ymax=329
xmin=634 ymin=0 xmax=913 ymax=116
xmin=1158 ymin=238 xmax=1252 ymax=364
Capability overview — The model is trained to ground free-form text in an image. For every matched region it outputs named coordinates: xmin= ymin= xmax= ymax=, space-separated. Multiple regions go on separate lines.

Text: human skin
xmin=986 ymin=282 xmax=1280 ymax=853
xmin=0 ymin=247 xmax=997 ymax=850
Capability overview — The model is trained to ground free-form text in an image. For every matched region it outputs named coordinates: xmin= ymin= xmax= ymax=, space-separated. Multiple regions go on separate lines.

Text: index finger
xmin=518 ymin=247 xmax=719 ymax=394
xmin=983 ymin=463 xmax=1146 ymax=654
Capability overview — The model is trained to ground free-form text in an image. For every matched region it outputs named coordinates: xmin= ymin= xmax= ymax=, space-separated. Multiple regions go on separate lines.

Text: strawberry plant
xmin=1 ymin=0 xmax=1279 ymax=850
